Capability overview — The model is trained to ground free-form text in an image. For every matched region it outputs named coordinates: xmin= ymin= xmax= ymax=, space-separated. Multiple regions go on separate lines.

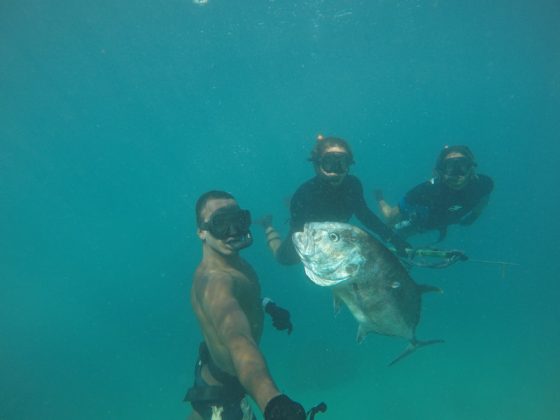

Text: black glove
xmin=263 ymin=298 xmax=293 ymax=334
xmin=264 ymin=394 xmax=306 ymax=420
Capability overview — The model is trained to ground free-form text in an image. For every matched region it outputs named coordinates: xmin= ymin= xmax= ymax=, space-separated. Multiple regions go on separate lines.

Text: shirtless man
xmin=185 ymin=191 xmax=305 ymax=420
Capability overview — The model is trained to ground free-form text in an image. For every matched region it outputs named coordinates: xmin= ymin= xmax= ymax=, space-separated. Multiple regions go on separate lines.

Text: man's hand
xmin=256 ymin=214 xmax=274 ymax=229
xmin=388 ymin=233 xmax=412 ymax=258
xmin=263 ymin=298 xmax=293 ymax=334
xmin=264 ymin=394 xmax=306 ymax=420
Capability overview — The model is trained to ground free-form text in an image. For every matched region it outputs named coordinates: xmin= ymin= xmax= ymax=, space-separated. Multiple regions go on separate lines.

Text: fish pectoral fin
xmin=388 ymin=338 xmax=445 ymax=366
xmin=333 ymin=294 xmax=343 ymax=316
xmin=356 ymin=325 xmax=367 ymax=343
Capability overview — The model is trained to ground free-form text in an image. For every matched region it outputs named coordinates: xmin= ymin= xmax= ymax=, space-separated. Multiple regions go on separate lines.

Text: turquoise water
xmin=1 ymin=1 xmax=559 ymax=419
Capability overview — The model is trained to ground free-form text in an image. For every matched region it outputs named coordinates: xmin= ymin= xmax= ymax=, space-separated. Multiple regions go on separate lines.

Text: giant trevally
xmin=292 ymin=222 xmax=443 ymax=365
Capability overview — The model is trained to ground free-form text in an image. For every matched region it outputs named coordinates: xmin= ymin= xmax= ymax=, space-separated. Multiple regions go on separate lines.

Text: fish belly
xmin=335 ymin=282 xmax=415 ymax=340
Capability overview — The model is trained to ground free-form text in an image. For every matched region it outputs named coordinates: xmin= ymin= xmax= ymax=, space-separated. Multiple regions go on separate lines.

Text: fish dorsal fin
xmin=418 ymin=284 xmax=443 ymax=294
xmin=304 ymin=267 xmax=330 ymax=287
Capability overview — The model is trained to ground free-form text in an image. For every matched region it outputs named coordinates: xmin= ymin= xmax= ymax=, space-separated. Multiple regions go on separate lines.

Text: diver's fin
xmin=418 ymin=284 xmax=443 ymax=294
xmin=388 ymin=338 xmax=444 ymax=366
xmin=333 ymin=294 xmax=343 ymax=316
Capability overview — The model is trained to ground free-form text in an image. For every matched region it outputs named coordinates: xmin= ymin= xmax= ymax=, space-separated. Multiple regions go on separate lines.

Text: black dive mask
xmin=319 ymin=152 xmax=352 ymax=174
xmin=200 ymin=207 xmax=252 ymax=247
xmin=441 ymin=157 xmax=473 ymax=176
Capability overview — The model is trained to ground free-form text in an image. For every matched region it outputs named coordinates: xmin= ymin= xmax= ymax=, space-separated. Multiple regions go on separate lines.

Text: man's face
xmin=316 ymin=145 xmax=352 ymax=186
xmin=441 ymin=152 xmax=474 ymax=190
xmin=198 ymin=198 xmax=252 ymax=254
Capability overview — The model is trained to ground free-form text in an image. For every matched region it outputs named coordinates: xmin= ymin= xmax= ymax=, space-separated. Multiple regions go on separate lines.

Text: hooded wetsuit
xmin=396 ymin=174 xmax=493 ymax=239
xmin=276 ymin=175 xmax=408 ymax=264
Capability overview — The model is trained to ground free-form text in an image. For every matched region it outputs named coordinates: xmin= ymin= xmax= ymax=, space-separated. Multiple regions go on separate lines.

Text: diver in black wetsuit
xmin=375 ymin=145 xmax=494 ymax=242
xmin=261 ymin=136 xmax=411 ymax=265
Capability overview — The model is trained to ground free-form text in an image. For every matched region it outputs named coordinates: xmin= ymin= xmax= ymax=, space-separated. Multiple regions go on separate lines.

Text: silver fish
xmin=292 ymin=222 xmax=443 ymax=365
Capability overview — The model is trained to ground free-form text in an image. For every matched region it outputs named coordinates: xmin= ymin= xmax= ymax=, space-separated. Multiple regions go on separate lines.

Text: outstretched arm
xmin=460 ymin=195 xmax=490 ymax=226
xmin=203 ymin=274 xmax=280 ymax=412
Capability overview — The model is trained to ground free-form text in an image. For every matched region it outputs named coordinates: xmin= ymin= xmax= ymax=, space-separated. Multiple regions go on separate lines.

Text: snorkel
xmin=227 ymin=230 xmax=253 ymax=251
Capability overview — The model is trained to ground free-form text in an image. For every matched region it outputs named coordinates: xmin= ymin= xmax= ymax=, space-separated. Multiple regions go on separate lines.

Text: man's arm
xmin=353 ymin=181 xmax=411 ymax=254
xmin=289 ymin=187 xmax=308 ymax=231
xmin=203 ymin=273 xmax=280 ymax=412
xmin=460 ymin=195 xmax=490 ymax=226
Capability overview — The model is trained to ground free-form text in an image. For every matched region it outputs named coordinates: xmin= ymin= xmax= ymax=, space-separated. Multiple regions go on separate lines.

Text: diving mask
xmin=200 ymin=206 xmax=252 ymax=241
xmin=441 ymin=156 xmax=473 ymax=176
xmin=320 ymin=152 xmax=352 ymax=174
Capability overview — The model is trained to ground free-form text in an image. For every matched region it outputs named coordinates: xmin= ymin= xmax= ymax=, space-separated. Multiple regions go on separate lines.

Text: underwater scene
xmin=1 ymin=1 xmax=559 ymax=419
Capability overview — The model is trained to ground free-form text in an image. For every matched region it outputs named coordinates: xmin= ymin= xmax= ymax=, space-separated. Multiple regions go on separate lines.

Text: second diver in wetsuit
xmin=375 ymin=145 xmax=494 ymax=242
xmin=261 ymin=135 xmax=411 ymax=265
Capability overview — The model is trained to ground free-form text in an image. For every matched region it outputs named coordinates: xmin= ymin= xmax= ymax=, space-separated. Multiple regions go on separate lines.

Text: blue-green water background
xmin=1 ymin=1 xmax=559 ymax=419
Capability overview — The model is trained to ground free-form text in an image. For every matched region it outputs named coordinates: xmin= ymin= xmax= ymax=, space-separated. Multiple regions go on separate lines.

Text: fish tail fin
xmin=388 ymin=338 xmax=445 ymax=366
xmin=418 ymin=284 xmax=443 ymax=294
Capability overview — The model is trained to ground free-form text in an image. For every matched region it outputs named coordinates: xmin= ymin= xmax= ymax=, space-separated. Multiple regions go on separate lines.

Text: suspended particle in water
xmin=193 ymin=0 xmax=208 ymax=5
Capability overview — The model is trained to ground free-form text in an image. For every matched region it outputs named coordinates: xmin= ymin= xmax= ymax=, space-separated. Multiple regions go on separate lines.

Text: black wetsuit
xmin=185 ymin=343 xmax=255 ymax=420
xmin=276 ymin=175 xmax=409 ymax=265
xmin=396 ymin=174 xmax=493 ymax=239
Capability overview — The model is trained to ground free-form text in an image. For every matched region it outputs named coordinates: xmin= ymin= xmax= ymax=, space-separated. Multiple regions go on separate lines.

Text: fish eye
xmin=328 ymin=232 xmax=340 ymax=242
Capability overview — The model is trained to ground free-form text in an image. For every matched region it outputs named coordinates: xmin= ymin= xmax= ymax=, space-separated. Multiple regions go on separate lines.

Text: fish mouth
xmin=292 ymin=229 xmax=355 ymax=285
xmin=304 ymin=266 xmax=351 ymax=287
xmin=298 ymin=246 xmax=355 ymax=286
xmin=292 ymin=231 xmax=315 ymax=257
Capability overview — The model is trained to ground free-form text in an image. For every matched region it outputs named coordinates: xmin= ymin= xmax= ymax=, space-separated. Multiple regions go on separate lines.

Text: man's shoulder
xmin=194 ymin=264 xmax=235 ymax=291
xmin=345 ymin=174 xmax=362 ymax=187
xmin=296 ymin=176 xmax=319 ymax=191
xmin=197 ymin=258 xmax=255 ymax=286
xmin=474 ymin=174 xmax=494 ymax=193
xmin=292 ymin=177 xmax=319 ymax=200
xmin=193 ymin=266 xmax=240 ymax=312
xmin=406 ymin=179 xmax=436 ymax=198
